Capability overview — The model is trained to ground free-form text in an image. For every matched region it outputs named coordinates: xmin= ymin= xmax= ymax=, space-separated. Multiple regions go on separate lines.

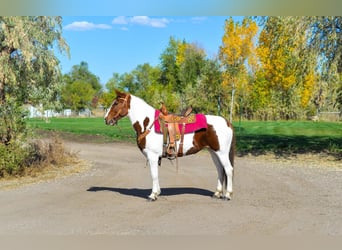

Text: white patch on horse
xmin=104 ymin=103 xmax=112 ymax=120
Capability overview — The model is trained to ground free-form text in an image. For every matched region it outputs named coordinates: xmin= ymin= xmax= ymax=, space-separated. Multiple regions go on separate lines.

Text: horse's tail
xmin=222 ymin=120 xmax=235 ymax=189
xmin=227 ymin=121 xmax=235 ymax=168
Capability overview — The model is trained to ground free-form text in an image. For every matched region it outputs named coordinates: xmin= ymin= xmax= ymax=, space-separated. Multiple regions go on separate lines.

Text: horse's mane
xmin=130 ymin=94 xmax=156 ymax=111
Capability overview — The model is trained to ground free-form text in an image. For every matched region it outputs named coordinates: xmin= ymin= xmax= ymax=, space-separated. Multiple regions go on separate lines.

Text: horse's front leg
xmin=147 ymin=152 xmax=161 ymax=201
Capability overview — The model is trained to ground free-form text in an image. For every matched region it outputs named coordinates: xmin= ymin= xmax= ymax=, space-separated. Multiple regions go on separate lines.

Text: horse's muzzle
xmin=104 ymin=118 xmax=117 ymax=126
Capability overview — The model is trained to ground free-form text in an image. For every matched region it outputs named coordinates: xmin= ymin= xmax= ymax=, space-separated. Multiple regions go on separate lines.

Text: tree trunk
xmin=229 ymin=86 xmax=236 ymax=122
xmin=0 ymin=79 xmax=11 ymax=145
xmin=0 ymin=80 xmax=5 ymax=104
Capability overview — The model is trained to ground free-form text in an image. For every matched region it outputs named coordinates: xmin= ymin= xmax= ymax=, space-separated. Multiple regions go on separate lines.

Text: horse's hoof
xmin=147 ymin=196 xmax=157 ymax=202
xmin=212 ymin=194 xmax=222 ymax=200
xmin=222 ymin=196 xmax=231 ymax=201
xmin=212 ymin=191 xmax=223 ymax=200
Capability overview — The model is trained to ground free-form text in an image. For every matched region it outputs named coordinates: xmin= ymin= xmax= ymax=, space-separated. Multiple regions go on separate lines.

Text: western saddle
xmin=158 ymin=103 xmax=195 ymax=159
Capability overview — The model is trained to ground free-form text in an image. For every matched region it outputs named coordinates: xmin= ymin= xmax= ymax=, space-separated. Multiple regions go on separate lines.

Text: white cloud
xmin=112 ymin=16 xmax=170 ymax=28
xmin=119 ymin=27 xmax=129 ymax=31
xmin=191 ymin=17 xmax=208 ymax=24
xmin=112 ymin=16 xmax=129 ymax=25
xmin=64 ymin=21 xmax=112 ymax=31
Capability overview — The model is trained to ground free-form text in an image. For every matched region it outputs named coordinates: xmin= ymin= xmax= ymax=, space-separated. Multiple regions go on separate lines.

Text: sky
xmin=58 ymin=16 xmax=242 ymax=86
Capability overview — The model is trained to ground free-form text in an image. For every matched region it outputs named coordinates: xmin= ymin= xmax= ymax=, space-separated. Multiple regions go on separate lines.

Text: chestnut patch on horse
xmin=133 ymin=117 xmax=150 ymax=151
xmin=186 ymin=124 xmax=220 ymax=155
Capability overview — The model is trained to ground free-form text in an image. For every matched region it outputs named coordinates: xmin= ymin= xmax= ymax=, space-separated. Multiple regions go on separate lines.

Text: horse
xmin=104 ymin=89 xmax=235 ymax=201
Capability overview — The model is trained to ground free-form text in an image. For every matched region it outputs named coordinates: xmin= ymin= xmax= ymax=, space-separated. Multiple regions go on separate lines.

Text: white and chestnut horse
xmin=104 ymin=89 xmax=235 ymax=201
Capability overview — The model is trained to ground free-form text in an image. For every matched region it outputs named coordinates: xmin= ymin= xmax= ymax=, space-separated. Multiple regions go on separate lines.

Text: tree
xmin=219 ymin=17 xmax=258 ymax=121
xmin=0 ymin=16 xmax=69 ymax=145
xmin=62 ymin=80 xmax=96 ymax=112
xmin=254 ymin=16 xmax=341 ymax=118
xmin=61 ymin=61 xmax=102 ymax=111
xmin=160 ymin=36 xmax=181 ymax=89
xmin=309 ymin=16 xmax=341 ymax=113
xmin=256 ymin=17 xmax=323 ymax=119
xmin=159 ymin=37 xmax=209 ymax=111
xmin=67 ymin=61 xmax=102 ymax=93
xmin=184 ymin=57 xmax=223 ymax=114
xmin=176 ymin=42 xmax=206 ymax=90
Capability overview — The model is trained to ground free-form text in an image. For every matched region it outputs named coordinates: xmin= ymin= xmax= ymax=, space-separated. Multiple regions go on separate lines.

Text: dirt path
xmin=0 ymin=141 xmax=341 ymax=235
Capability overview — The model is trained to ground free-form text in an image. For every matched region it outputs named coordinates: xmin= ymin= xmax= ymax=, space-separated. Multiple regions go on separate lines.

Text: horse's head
xmin=104 ymin=89 xmax=131 ymax=126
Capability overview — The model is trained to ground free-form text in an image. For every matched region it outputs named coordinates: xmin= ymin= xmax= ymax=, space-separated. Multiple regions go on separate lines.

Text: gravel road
xmin=0 ymin=141 xmax=341 ymax=235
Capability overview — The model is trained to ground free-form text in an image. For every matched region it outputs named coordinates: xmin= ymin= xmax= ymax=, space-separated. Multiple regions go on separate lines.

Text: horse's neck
xmin=127 ymin=95 xmax=155 ymax=125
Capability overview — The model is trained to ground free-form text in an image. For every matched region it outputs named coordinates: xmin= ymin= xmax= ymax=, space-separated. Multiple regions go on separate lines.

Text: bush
xmin=0 ymin=136 xmax=76 ymax=178
xmin=0 ymin=142 xmax=29 ymax=176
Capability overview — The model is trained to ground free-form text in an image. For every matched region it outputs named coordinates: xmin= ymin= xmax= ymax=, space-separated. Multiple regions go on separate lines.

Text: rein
xmin=137 ymin=116 xmax=158 ymax=143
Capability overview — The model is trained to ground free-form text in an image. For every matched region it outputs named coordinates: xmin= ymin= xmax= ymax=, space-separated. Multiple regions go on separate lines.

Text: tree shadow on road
xmin=236 ymin=134 xmax=341 ymax=159
xmin=87 ymin=186 xmax=213 ymax=199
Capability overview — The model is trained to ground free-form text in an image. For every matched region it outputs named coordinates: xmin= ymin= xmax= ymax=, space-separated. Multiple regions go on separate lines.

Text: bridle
xmin=108 ymin=94 xmax=130 ymax=124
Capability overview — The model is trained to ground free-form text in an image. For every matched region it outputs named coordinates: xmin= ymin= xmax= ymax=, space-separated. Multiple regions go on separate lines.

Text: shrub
xmin=0 ymin=136 xmax=76 ymax=178
xmin=0 ymin=142 xmax=29 ymax=176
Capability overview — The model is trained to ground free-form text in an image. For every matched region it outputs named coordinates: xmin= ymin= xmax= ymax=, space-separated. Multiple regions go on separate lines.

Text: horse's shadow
xmin=87 ymin=186 xmax=213 ymax=199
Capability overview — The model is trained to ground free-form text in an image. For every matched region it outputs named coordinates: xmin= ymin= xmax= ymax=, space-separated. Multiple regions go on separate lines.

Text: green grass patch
xmin=27 ymin=117 xmax=136 ymax=142
xmin=27 ymin=118 xmax=342 ymax=158
xmin=234 ymin=121 xmax=342 ymax=157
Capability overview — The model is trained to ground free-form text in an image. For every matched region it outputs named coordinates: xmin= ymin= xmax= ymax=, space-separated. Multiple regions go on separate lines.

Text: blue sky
xmin=58 ymin=16 xmax=242 ymax=86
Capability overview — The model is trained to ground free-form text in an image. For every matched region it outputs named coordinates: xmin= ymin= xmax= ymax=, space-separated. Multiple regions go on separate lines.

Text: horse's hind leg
xmin=210 ymin=151 xmax=233 ymax=200
xmin=219 ymin=153 xmax=233 ymax=200
xmin=209 ymin=150 xmax=226 ymax=199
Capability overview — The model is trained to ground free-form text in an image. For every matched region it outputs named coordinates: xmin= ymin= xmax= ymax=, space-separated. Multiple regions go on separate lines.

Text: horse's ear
xmin=115 ymin=89 xmax=125 ymax=97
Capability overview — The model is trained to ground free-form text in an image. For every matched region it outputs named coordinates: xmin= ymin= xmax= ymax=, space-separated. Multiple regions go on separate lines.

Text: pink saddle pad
xmin=154 ymin=110 xmax=207 ymax=134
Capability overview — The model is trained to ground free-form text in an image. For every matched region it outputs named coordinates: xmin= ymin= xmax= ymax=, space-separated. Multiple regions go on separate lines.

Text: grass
xmin=28 ymin=117 xmax=136 ymax=142
xmin=234 ymin=121 xmax=342 ymax=158
xmin=27 ymin=117 xmax=342 ymax=158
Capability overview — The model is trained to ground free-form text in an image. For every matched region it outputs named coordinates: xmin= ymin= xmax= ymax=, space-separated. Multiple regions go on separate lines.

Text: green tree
xmin=62 ymin=80 xmax=96 ymax=112
xmin=0 ymin=16 xmax=69 ymax=145
xmin=101 ymin=73 xmax=122 ymax=107
xmin=61 ymin=61 xmax=101 ymax=110
xmin=184 ymin=58 xmax=223 ymax=114
xmin=105 ymin=72 xmax=121 ymax=93
xmin=160 ymin=37 xmax=208 ymax=110
xmin=68 ymin=61 xmax=102 ymax=93
xmin=160 ymin=36 xmax=181 ymax=89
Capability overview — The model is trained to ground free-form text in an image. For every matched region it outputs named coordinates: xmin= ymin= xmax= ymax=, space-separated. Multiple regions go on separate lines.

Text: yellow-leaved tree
xmin=256 ymin=17 xmax=318 ymax=119
xmin=219 ymin=17 xmax=258 ymax=121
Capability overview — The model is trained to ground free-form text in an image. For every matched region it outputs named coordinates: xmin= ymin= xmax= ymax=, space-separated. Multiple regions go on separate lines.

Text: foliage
xmin=159 ymin=36 xmax=181 ymax=89
xmin=184 ymin=58 xmax=223 ymax=114
xmin=219 ymin=17 xmax=258 ymax=121
xmin=256 ymin=17 xmax=314 ymax=119
xmin=0 ymin=17 xmax=70 ymax=177
xmin=0 ymin=16 xmax=69 ymax=146
xmin=0 ymin=141 xmax=29 ymax=176
xmin=98 ymin=17 xmax=341 ymax=121
xmin=62 ymin=80 xmax=96 ymax=111
xmin=61 ymin=61 xmax=101 ymax=111
xmin=0 ymin=100 xmax=27 ymax=145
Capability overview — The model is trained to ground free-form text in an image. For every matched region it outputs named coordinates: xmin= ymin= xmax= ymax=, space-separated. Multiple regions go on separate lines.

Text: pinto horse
xmin=104 ymin=89 xmax=235 ymax=201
